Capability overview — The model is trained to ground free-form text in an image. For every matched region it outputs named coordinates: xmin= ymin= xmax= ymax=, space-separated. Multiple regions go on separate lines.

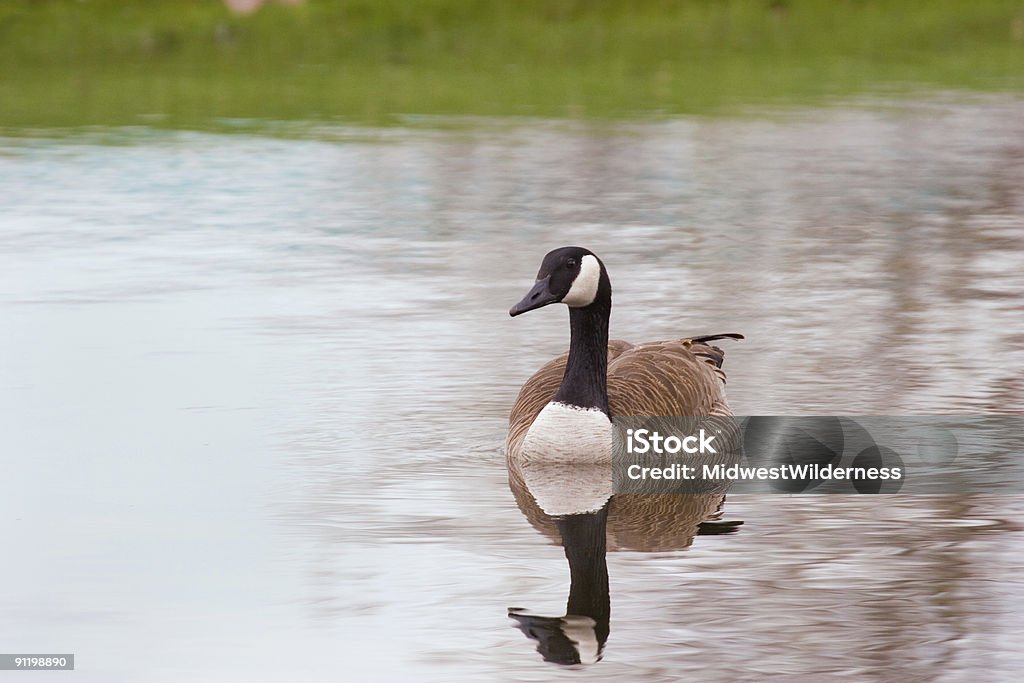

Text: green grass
xmin=1 ymin=0 xmax=1023 ymax=132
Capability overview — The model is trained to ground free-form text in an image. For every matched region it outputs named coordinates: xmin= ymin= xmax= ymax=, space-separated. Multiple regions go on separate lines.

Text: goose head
xmin=509 ymin=246 xmax=611 ymax=317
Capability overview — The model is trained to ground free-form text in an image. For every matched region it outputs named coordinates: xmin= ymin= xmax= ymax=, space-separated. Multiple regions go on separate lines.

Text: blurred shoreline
xmin=1 ymin=0 xmax=1022 ymax=131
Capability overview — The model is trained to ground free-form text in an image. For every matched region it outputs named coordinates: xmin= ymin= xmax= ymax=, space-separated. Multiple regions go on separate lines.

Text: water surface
xmin=2 ymin=97 xmax=1023 ymax=681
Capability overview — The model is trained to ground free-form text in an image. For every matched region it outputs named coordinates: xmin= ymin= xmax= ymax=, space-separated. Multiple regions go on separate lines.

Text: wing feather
xmin=608 ymin=339 xmax=733 ymax=417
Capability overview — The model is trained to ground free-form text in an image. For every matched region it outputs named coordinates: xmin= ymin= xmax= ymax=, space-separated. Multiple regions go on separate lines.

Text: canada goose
xmin=506 ymin=246 xmax=743 ymax=463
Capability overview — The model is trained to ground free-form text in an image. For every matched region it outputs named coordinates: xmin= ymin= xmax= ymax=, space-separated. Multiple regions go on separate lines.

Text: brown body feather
xmin=506 ymin=334 xmax=741 ymax=459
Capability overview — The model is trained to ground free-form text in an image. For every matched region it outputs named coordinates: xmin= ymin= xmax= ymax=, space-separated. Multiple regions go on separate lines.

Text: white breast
xmin=519 ymin=401 xmax=613 ymax=464
xmin=510 ymin=402 xmax=614 ymax=515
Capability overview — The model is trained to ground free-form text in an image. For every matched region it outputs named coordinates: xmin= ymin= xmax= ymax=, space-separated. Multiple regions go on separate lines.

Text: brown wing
xmin=607 ymin=337 xmax=737 ymax=417
xmin=505 ymin=339 xmax=634 ymax=458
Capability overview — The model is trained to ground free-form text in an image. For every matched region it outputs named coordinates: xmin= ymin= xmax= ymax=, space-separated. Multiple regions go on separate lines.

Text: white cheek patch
xmin=562 ymin=615 xmax=602 ymax=663
xmin=561 ymin=254 xmax=601 ymax=307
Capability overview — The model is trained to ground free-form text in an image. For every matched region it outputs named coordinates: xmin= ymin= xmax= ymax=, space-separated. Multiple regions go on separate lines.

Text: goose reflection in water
xmin=506 ymin=458 xmax=742 ymax=665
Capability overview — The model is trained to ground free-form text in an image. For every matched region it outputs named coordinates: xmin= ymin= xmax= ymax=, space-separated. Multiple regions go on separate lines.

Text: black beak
xmin=509 ymin=276 xmax=560 ymax=317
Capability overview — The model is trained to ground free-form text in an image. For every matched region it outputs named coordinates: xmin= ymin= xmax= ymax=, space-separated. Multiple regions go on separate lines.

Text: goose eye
xmin=566 ymin=258 xmax=577 ymax=268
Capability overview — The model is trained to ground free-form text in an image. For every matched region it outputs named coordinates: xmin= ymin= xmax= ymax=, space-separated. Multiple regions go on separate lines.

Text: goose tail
xmin=684 ymin=333 xmax=744 ymax=371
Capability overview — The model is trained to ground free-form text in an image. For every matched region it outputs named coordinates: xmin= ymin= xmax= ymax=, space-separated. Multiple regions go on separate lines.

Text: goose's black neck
xmin=553 ymin=299 xmax=610 ymax=414
xmin=557 ymin=506 xmax=610 ymax=631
